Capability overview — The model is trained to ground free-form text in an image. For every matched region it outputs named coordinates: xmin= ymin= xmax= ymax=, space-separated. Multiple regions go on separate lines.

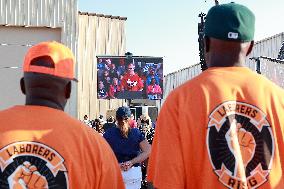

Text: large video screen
xmin=97 ymin=56 xmax=163 ymax=99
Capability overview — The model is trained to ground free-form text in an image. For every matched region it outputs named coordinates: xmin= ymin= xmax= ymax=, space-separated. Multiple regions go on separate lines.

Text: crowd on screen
xmin=97 ymin=58 xmax=163 ymax=100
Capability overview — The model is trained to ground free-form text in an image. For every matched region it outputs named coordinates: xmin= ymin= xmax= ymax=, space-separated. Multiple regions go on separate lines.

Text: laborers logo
xmin=0 ymin=141 xmax=69 ymax=189
xmin=207 ymin=101 xmax=274 ymax=189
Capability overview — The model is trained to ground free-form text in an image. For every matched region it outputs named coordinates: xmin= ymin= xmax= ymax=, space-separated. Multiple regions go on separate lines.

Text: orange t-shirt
xmin=0 ymin=105 xmax=125 ymax=189
xmin=147 ymin=67 xmax=284 ymax=189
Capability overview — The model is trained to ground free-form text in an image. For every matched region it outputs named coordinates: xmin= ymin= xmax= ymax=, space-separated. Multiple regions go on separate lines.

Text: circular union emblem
xmin=0 ymin=142 xmax=69 ymax=189
xmin=207 ymin=101 xmax=274 ymax=189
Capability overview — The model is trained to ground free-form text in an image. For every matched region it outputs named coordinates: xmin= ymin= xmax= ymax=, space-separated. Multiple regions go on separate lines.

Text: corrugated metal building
xmin=0 ymin=0 xmax=77 ymax=116
xmin=0 ymin=0 xmax=127 ymax=119
xmin=258 ymin=57 xmax=284 ymax=88
xmin=77 ymin=12 xmax=127 ymax=120
xmin=245 ymin=32 xmax=284 ymax=70
xmin=155 ymin=63 xmax=202 ymax=110
xmin=245 ymin=32 xmax=284 ymax=89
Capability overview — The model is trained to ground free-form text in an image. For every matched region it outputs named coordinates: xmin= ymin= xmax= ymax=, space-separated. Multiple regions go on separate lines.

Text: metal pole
xmin=256 ymin=58 xmax=261 ymax=74
xmin=249 ymin=57 xmax=261 ymax=74
xmin=198 ymin=12 xmax=207 ymax=71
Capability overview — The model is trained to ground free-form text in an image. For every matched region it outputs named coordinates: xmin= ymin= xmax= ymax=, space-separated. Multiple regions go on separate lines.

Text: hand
xmin=226 ymin=119 xmax=256 ymax=180
xmin=124 ymin=161 xmax=133 ymax=171
xmin=238 ymin=127 xmax=255 ymax=165
xmin=119 ymin=161 xmax=133 ymax=172
xmin=228 ymin=121 xmax=256 ymax=166
xmin=9 ymin=161 xmax=48 ymax=189
xmin=119 ymin=162 xmax=126 ymax=171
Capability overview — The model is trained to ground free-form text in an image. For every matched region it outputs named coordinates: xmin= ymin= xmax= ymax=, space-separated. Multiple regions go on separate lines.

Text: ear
xmin=65 ymin=81 xmax=71 ymax=99
xmin=246 ymin=41 xmax=254 ymax=56
xmin=20 ymin=77 xmax=26 ymax=95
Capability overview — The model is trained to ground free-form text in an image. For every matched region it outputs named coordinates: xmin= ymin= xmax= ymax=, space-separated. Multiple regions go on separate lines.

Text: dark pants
xmin=141 ymin=159 xmax=148 ymax=189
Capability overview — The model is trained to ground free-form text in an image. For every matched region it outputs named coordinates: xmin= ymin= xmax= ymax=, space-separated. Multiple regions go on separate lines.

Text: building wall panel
xmin=0 ymin=26 xmax=61 ymax=110
xmin=246 ymin=32 xmax=284 ymax=69
xmin=77 ymin=13 xmax=127 ymax=120
xmin=0 ymin=0 xmax=78 ymax=117
xmin=155 ymin=63 xmax=202 ymax=110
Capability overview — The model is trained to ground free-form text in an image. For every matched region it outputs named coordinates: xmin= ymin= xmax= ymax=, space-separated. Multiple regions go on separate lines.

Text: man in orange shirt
xmin=148 ymin=3 xmax=284 ymax=189
xmin=0 ymin=41 xmax=125 ymax=189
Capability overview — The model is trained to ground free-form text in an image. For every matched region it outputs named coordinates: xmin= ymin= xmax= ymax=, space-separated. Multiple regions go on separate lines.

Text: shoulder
xmin=131 ymin=128 xmax=142 ymax=134
xmin=130 ymin=128 xmax=145 ymax=142
xmin=0 ymin=106 xmax=16 ymax=115
xmin=106 ymin=126 xmax=118 ymax=132
xmin=104 ymin=127 xmax=119 ymax=137
xmin=130 ymin=128 xmax=144 ymax=138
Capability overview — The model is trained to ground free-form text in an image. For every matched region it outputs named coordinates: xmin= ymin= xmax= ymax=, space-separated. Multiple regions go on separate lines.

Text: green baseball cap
xmin=204 ymin=2 xmax=255 ymax=42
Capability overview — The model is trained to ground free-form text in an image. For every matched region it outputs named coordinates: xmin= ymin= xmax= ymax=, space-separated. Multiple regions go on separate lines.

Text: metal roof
xmin=78 ymin=11 xmax=127 ymax=20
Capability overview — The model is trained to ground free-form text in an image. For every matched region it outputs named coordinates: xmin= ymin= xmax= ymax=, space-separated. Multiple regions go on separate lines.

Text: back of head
xmin=21 ymin=41 xmax=77 ymax=110
xmin=205 ymin=3 xmax=255 ymax=42
xmin=107 ymin=116 xmax=114 ymax=123
xmin=204 ymin=3 xmax=255 ymax=67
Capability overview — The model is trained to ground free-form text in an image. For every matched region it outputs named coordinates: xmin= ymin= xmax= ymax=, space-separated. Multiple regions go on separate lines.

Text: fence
xmin=256 ymin=56 xmax=284 ymax=88
xmin=156 ymin=63 xmax=202 ymax=109
xmin=156 ymin=56 xmax=284 ymax=110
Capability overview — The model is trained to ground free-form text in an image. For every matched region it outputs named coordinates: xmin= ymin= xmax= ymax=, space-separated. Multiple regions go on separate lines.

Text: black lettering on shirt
xmin=240 ymin=105 xmax=246 ymax=114
xmin=245 ymin=107 xmax=252 ymax=116
xmin=13 ymin=146 xmax=19 ymax=154
xmin=26 ymin=144 xmax=32 ymax=153
xmin=42 ymin=149 xmax=51 ymax=159
xmin=6 ymin=149 xmax=13 ymax=157
xmin=251 ymin=110 xmax=258 ymax=118
xmin=218 ymin=106 xmax=226 ymax=117
xmin=32 ymin=145 xmax=39 ymax=154
xmin=38 ymin=146 xmax=44 ymax=156
xmin=236 ymin=104 xmax=240 ymax=112
xmin=48 ymin=152 xmax=55 ymax=161
xmin=228 ymin=178 xmax=236 ymax=187
xmin=20 ymin=144 xmax=25 ymax=153
xmin=248 ymin=177 xmax=258 ymax=187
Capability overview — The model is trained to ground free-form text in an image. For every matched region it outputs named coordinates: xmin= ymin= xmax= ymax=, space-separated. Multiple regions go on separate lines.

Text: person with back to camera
xmin=104 ymin=106 xmax=151 ymax=189
xmin=0 ymin=41 xmax=124 ymax=189
xmin=147 ymin=3 xmax=284 ymax=189
xmin=103 ymin=115 xmax=116 ymax=132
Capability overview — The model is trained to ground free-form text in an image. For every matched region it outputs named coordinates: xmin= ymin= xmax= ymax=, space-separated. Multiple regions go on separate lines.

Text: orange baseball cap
xmin=23 ymin=41 xmax=78 ymax=81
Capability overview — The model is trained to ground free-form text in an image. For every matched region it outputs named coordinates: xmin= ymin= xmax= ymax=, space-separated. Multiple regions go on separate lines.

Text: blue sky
xmin=78 ymin=0 xmax=284 ymax=74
